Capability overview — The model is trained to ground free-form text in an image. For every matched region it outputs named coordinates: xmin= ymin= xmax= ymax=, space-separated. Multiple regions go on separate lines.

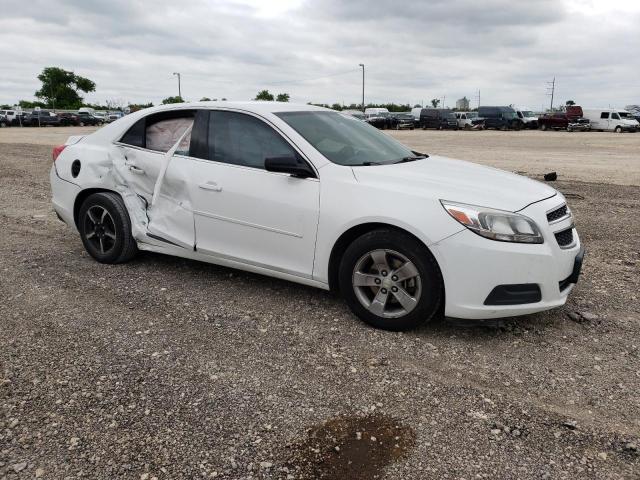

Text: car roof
xmin=148 ymin=101 xmax=330 ymax=115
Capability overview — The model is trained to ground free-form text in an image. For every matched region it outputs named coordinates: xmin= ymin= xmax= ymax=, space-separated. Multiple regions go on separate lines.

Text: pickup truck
xmin=538 ymin=112 xmax=590 ymax=132
xmin=22 ymin=111 xmax=62 ymax=127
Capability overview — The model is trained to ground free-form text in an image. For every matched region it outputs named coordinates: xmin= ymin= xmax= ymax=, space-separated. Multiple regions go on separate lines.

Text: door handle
xmin=129 ymin=165 xmax=145 ymax=175
xmin=199 ymin=182 xmax=223 ymax=192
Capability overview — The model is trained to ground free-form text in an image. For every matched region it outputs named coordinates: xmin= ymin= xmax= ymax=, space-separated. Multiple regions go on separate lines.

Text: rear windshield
xmin=276 ymin=111 xmax=413 ymax=166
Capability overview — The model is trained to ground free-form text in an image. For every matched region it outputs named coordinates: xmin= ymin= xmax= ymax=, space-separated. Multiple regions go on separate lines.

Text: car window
xmin=611 ymin=113 xmax=620 ymax=120
xmin=600 ymin=112 xmax=609 ymax=119
xmin=120 ymin=110 xmax=195 ymax=152
xmin=207 ymin=111 xmax=296 ymax=169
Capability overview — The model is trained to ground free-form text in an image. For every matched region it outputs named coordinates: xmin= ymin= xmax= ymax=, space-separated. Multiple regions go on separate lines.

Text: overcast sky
xmin=1 ymin=0 xmax=638 ymax=110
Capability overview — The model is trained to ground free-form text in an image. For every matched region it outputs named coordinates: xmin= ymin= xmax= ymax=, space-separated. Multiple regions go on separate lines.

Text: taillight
xmin=52 ymin=144 xmax=66 ymax=161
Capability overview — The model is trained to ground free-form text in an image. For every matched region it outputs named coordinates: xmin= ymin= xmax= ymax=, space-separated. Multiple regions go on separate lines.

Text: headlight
xmin=440 ymin=200 xmax=544 ymax=244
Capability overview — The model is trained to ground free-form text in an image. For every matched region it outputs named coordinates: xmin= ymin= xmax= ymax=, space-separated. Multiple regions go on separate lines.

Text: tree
xmin=128 ymin=102 xmax=154 ymax=112
xmin=414 ymin=104 xmax=422 ymax=108
xmin=18 ymin=99 xmax=47 ymax=109
xmin=430 ymin=98 xmax=440 ymax=108
xmin=331 ymin=103 xmax=343 ymax=111
xmin=162 ymin=96 xmax=184 ymax=104
xmin=566 ymin=100 xmax=575 ymax=106
xmin=200 ymin=97 xmax=211 ymax=101
xmin=34 ymin=67 xmax=96 ymax=110
xmin=276 ymin=93 xmax=290 ymax=102
xmin=255 ymin=90 xmax=274 ymax=101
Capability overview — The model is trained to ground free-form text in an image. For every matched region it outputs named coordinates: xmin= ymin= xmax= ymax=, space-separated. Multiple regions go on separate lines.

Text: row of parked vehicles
xmin=0 ymin=108 xmax=124 ymax=128
xmin=346 ymin=105 xmax=639 ymax=133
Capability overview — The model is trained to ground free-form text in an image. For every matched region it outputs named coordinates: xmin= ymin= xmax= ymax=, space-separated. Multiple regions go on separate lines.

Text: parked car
xmin=0 ymin=114 xmax=8 ymax=128
xmin=92 ymin=112 xmax=108 ymax=123
xmin=477 ymin=106 xmax=523 ymax=130
xmin=58 ymin=112 xmax=81 ymax=126
xmin=364 ymin=107 xmax=389 ymax=116
xmin=514 ymin=108 xmax=539 ymax=129
xmin=50 ymin=102 xmax=583 ymax=331
xmin=415 ymin=108 xmax=458 ymax=130
xmin=453 ymin=112 xmax=476 ymax=129
xmin=23 ymin=111 xmax=62 ymax=127
xmin=389 ymin=113 xmax=415 ymax=130
xmin=0 ymin=109 xmax=22 ymax=125
xmin=582 ymin=108 xmax=638 ymax=132
xmin=76 ymin=112 xmax=103 ymax=126
xmin=538 ymin=112 xmax=591 ymax=132
xmin=365 ymin=112 xmax=391 ymax=129
xmin=616 ymin=110 xmax=639 ymax=131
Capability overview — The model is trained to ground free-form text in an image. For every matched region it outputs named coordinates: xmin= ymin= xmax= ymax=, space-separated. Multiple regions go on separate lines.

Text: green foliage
xmin=162 ymin=96 xmax=185 ymax=104
xmin=255 ymin=90 xmax=275 ymax=101
xmin=276 ymin=93 xmax=290 ymax=102
xmin=331 ymin=103 xmax=343 ymax=111
xmin=565 ymin=100 xmax=576 ymax=106
xmin=34 ymin=67 xmax=96 ymax=109
xmin=127 ymin=102 xmax=154 ymax=112
xmin=430 ymin=98 xmax=440 ymax=108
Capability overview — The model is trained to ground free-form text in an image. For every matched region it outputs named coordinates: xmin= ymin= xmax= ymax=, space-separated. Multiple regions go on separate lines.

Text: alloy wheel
xmin=84 ymin=205 xmax=117 ymax=254
xmin=352 ymin=249 xmax=422 ymax=318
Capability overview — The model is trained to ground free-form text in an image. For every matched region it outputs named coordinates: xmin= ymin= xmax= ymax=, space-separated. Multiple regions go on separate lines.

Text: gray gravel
xmin=1 ymin=137 xmax=639 ymax=479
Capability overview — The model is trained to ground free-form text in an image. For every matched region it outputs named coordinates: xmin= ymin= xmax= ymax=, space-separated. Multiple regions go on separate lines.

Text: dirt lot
xmin=1 ymin=127 xmax=639 ymax=479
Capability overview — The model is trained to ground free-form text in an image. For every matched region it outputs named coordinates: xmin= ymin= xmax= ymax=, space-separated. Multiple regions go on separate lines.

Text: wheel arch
xmin=73 ymin=188 xmax=120 ymax=228
xmin=327 ymin=222 xmax=444 ymax=295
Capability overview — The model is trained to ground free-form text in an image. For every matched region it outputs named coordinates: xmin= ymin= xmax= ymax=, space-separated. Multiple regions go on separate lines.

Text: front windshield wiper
xmin=394 ymin=155 xmax=428 ymax=164
xmin=358 ymin=161 xmax=383 ymax=166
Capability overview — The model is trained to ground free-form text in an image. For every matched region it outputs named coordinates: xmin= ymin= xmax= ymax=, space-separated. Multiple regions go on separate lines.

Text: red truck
xmin=538 ymin=106 xmax=591 ymax=132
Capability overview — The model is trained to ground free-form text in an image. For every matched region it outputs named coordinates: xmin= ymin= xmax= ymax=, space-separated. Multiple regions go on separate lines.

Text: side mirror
xmin=265 ymin=155 xmax=315 ymax=179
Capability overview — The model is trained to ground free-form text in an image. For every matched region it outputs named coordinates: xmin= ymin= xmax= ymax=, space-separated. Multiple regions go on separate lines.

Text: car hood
xmin=351 ymin=155 xmax=557 ymax=212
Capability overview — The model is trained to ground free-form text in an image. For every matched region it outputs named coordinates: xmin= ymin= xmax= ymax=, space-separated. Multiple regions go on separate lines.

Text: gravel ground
xmin=1 ymin=127 xmax=639 ymax=479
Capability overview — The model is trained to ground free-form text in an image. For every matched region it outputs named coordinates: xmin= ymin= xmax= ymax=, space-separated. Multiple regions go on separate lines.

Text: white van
xmin=364 ymin=107 xmax=389 ymax=116
xmin=582 ymin=108 xmax=638 ymax=132
xmin=514 ymin=107 xmax=539 ymax=129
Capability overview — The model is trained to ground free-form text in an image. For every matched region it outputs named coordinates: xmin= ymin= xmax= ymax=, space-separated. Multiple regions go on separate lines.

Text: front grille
xmin=555 ymin=228 xmax=574 ymax=247
xmin=547 ymin=204 xmax=568 ymax=223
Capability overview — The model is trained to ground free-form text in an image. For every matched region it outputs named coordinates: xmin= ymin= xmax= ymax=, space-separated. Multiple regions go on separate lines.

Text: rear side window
xmin=120 ymin=110 xmax=195 ymax=152
xmin=206 ymin=111 xmax=296 ymax=169
xmin=600 ymin=112 xmax=609 ymax=119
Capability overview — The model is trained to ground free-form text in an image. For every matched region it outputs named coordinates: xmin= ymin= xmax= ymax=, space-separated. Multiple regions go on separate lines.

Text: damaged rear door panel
xmin=113 ymin=109 xmax=197 ymax=249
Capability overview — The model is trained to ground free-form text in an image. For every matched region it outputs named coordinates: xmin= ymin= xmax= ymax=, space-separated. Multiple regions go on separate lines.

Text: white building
xmin=456 ymin=97 xmax=470 ymax=110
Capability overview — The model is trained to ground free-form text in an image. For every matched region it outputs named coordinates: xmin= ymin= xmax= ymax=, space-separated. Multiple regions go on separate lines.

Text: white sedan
xmin=50 ymin=102 xmax=583 ymax=330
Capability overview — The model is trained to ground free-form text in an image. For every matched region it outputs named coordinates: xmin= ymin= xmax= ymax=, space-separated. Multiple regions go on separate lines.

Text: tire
xmin=78 ymin=192 xmax=138 ymax=264
xmin=338 ymin=229 xmax=443 ymax=331
xmin=79 ymin=121 xmax=85 ymax=127
xmin=567 ymin=127 xmax=573 ymax=132
xmin=540 ymin=124 xmax=548 ymax=131
xmin=615 ymin=126 xmax=623 ymax=133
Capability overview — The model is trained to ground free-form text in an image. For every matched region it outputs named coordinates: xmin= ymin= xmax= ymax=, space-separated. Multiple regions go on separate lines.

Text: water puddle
xmin=287 ymin=413 xmax=416 ymax=479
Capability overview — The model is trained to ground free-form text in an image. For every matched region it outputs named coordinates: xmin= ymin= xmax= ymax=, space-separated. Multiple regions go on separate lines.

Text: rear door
xmin=113 ymin=109 xmax=196 ymax=248
xmin=185 ymin=109 xmax=320 ymax=278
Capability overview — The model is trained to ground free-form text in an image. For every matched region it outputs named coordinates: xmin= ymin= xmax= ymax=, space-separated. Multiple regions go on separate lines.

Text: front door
xmin=186 ymin=110 xmax=320 ymax=278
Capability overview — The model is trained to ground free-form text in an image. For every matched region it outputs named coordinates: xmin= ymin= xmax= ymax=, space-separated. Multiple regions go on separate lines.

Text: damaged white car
xmin=50 ymin=102 xmax=583 ymax=330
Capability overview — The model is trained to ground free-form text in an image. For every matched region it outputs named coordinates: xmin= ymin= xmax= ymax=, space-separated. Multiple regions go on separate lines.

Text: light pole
xmin=173 ymin=72 xmax=181 ymax=99
xmin=359 ymin=63 xmax=365 ymax=113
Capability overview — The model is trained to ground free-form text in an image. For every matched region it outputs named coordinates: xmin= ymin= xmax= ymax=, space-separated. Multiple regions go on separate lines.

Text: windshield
xmin=276 ymin=111 xmax=415 ymax=166
xmin=618 ymin=112 xmax=630 ymax=118
xmin=521 ymin=111 xmax=535 ymax=117
xmin=502 ymin=111 xmax=517 ymax=119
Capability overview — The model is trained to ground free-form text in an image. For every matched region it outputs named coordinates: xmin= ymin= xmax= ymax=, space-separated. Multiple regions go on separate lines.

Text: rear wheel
xmin=78 ymin=192 xmax=138 ymax=264
xmin=541 ymin=124 xmax=548 ymax=131
xmin=615 ymin=126 xmax=623 ymax=133
xmin=339 ymin=229 xmax=443 ymax=331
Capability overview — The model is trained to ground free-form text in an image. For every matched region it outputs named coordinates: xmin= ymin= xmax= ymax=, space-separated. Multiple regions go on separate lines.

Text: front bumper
xmin=430 ymin=195 xmax=582 ymax=319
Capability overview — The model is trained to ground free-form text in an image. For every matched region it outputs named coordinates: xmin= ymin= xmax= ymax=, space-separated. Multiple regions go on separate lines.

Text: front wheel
xmin=615 ymin=126 xmax=623 ymax=133
xmin=540 ymin=124 xmax=548 ymax=131
xmin=339 ymin=229 xmax=443 ymax=331
xmin=79 ymin=192 xmax=138 ymax=264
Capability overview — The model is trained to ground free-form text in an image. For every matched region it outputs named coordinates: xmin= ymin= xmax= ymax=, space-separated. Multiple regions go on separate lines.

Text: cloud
xmin=0 ymin=0 xmax=638 ymax=109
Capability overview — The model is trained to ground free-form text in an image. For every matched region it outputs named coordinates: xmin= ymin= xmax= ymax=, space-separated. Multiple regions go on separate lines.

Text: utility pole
xmin=173 ymin=72 xmax=182 ymax=99
xmin=358 ymin=64 xmax=365 ymax=113
xmin=476 ymin=89 xmax=481 ymax=109
xmin=546 ymin=77 xmax=555 ymax=111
